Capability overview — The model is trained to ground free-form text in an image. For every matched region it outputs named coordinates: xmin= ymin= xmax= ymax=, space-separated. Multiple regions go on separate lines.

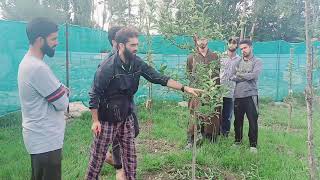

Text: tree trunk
xmin=240 ymin=20 xmax=245 ymax=41
xmin=239 ymin=1 xmax=248 ymax=40
xmin=192 ymin=112 xmax=197 ymax=180
xmin=63 ymin=0 xmax=71 ymax=23
xmin=287 ymin=48 xmax=294 ymax=132
xmin=71 ymin=0 xmax=79 ymax=25
xmin=102 ymin=0 xmax=107 ymax=30
xmin=91 ymin=0 xmax=95 ymax=23
xmin=128 ymin=0 xmax=132 ymax=24
xmin=138 ymin=0 xmax=146 ymax=31
xmin=243 ymin=26 xmax=247 ymax=40
xmin=304 ymin=0 xmax=317 ymax=179
xmin=128 ymin=0 xmax=132 ymax=17
xmin=249 ymin=18 xmax=257 ymax=41
xmin=145 ymin=9 xmax=153 ymax=112
xmin=287 ymin=103 xmax=292 ymax=132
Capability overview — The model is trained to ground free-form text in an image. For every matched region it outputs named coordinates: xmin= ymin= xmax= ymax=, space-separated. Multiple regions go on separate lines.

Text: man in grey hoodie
xmin=230 ymin=39 xmax=262 ymax=153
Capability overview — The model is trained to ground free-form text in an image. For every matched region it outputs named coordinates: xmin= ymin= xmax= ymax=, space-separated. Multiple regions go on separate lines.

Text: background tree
xmin=158 ymin=0 xmax=223 ymax=48
xmin=69 ymin=0 xmax=93 ymax=26
xmin=0 ymin=0 xmax=68 ymax=23
xmin=194 ymin=0 xmax=243 ymax=39
xmin=283 ymin=48 xmax=295 ymax=132
xmin=238 ymin=0 xmax=305 ymax=41
xmin=138 ymin=0 xmax=157 ymax=114
xmin=304 ymin=0 xmax=317 ymax=179
xmin=0 ymin=0 xmax=313 ymax=42
xmin=106 ymin=0 xmax=136 ymax=27
xmin=310 ymin=0 xmax=320 ymax=38
xmin=0 ymin=0 xmax=94 ymax=26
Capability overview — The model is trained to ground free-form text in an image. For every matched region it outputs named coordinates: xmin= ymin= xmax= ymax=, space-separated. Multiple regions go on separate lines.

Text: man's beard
xmin=228 ymin=48 xmax=236 ymax=52
xmin=243 ymin=51 xmax=251 ymax=58
xmin=124 ymin=47 xmax=136 ymax=62
xmin=197 ymin=44 xmax=207 ymax=52
xmin=198 ymin=43 xmax=207 ymax=49
xmin=41 ymin=41 xmax=56 ymax=57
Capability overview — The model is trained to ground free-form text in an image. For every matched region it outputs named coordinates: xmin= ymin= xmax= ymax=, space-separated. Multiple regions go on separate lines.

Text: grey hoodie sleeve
xmin=229 ymin=59 xmax=247 ymax=82
xmin=238 ymin=60 xmax=263 ymax=81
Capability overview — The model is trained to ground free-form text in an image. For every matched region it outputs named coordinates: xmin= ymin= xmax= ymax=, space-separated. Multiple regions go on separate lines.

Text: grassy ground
xmin=0 ymin=99 xmax=319 ymax=179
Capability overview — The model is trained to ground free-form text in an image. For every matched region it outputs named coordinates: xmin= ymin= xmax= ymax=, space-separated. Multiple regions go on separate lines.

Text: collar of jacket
xmin=114 ymin=51 xmax=135 ymax=72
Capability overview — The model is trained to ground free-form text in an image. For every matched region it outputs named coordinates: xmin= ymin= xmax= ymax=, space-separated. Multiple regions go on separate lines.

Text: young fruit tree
xmin=304 ymin=0 xmax=317 ymax=179
xmin=157 ymin=0 xmax=229 ymax=179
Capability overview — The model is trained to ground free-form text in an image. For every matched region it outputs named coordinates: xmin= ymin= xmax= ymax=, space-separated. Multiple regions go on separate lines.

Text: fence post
xmin=276 ymin=41 xmax=281 ymax=101
xmin=311 ymin=46 xmax=314 ymax=70
xmin=316 ymin=45 xmax=320 ymax=86
xmin=66 ymin=23 xmax=70 ymax=113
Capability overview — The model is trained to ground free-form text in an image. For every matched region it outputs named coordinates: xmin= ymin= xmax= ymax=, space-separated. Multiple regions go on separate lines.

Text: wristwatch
xmin=181 ymin=85 xmax=185 ymax=92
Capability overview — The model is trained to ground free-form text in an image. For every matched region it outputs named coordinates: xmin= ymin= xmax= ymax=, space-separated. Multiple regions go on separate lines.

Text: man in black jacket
xmin=86 ymin=27 xmax=203 ymax=180
xmin=102 ymin=26 xmax=140 ymax=180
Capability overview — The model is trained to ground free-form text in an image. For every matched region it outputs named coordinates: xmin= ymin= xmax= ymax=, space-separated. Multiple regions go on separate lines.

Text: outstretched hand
xmin=184 ymin=86 xmax=204 ymax=97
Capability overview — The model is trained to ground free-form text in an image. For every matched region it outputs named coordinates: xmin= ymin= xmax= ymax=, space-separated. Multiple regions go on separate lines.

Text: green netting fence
xmin=0 ymin=20 xmax=319 ymax=116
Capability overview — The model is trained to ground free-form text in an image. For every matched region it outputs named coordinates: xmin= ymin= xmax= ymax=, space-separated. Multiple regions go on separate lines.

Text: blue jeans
xmin=221 ymin=97 xmax=233 ymax=136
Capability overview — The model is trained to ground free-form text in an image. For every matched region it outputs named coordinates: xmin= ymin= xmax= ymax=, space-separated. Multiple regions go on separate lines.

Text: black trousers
xmin=234 ymin=96 xmax=259 ymax=147
xmin=30 ymin=149 xmax=62 ymax=180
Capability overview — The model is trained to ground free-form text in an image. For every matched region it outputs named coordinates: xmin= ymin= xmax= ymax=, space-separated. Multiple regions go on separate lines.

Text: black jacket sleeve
xmin=139 ymin=60 xmax=170 ymax=86
xmin=88 ymin=61 xmax=114 ymax=109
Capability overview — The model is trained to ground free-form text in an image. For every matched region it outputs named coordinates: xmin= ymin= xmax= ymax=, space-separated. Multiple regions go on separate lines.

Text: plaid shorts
xmin=86 ymin=115 xmax=137 ymax=180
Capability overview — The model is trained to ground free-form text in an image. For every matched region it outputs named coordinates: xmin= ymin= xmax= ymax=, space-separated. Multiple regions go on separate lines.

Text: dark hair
xmin=108 ymin=26 xmax=122 ymax=46
xmin=115 ymin=27 xmax=139 ymax=45
xmin=239 ymin=39 xmax=252 ymax=46
xmin=228 ymin=37 xmax=238 ymax=44
xmin=26 ymin=17 xmax=58 ymax=45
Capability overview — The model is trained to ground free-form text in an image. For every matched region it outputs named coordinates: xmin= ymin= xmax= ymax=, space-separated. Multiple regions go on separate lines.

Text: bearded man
xmin=219 ymin=37 xmax=241 ymax=137
xmin=86 ymin=27 xmax=203 ymax=180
